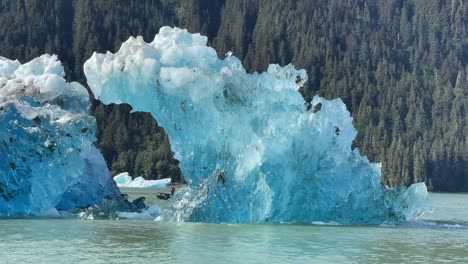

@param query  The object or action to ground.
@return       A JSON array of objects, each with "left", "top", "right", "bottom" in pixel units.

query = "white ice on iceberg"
[
  {"left": 85, "top": 27, "right": 431, "bottom": 224},
  {"left": 0, "top": 55, "right": 120, "bottom": 216}
]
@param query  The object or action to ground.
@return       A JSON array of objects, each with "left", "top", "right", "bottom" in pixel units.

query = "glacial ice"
[
  {"left": 0, "top": 55, "right": 121, "bottom": 216},
  {"left": 113, "top": 172, "right": 133, "bottom": 186},
  {"left": 113, "top": 172, "right": 171, "bottom": 188},
  {"left": 85, "top": 27, "right": 431, "bottom": 224}
]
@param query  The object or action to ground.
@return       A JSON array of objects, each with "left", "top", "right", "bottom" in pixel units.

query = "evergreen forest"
[{"left": 0, "top": 0, "right": 466, "bottom": 191}]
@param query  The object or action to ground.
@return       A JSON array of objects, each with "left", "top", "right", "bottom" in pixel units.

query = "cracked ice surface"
[
  {"left": 85, "top": 27, "right": 430, "bottom": 224},
  {"left": 0, "top": 55, "right": 120, "bottom": 216}
]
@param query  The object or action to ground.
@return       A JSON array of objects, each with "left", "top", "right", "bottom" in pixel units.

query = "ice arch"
[{"left": 85, "top": 27, "right": 430, "bottom": 224}]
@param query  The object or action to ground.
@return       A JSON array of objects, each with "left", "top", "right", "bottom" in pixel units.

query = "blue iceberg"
[
  {"left": 85, "top": 27, "right": 431, "bottom": 224},
  {"left": 0, "top": 55, "right": 120, "bottom": 216}
]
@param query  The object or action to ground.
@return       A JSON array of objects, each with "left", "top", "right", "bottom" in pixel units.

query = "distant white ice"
[
  {"left": 114, "top": 172, "right": 171, "bottom": 188},
  {"left": 85, "top": 27, "right": 431, "bottom": 224}
]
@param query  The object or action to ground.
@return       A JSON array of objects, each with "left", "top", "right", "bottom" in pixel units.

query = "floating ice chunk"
[
  {"left": 147, "top": 204, "right": 162, "bottom": 216},
  {"left": 113, "top": 172, "right": 133, "bottom": 186},
  {"left": 114, "top": 172, "right": 172, "bottom": 188},
  {"left": 0, "top": 55, "right": 121, "bottom": 216},
  {"left": 85, "top": 27, "right": 431, "bottom": 224}
]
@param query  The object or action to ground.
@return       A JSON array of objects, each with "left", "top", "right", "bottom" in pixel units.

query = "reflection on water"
[{"left": 0, "top": 193, "right": 466, "bottom": 263}]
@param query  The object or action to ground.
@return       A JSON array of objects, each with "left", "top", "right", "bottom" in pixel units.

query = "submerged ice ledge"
[
  {"left": 85, "top": 26, "right": 431, "bottom": 224},
  {"left": 113, "top": 172, "right": 171, "bottom": 188}
]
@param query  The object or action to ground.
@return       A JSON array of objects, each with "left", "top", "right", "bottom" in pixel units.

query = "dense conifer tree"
[{"left": 0, "top": 0, "right": 465, "bottom": 189}]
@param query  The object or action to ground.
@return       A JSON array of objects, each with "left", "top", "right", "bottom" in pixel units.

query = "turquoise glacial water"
[{"left": 0, "top": 192, "right": 466, "bottom": 264}]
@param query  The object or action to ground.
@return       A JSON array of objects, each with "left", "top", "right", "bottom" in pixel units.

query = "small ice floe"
[{"left": 113, "top": 172, "right": 171, "bottom": 188}]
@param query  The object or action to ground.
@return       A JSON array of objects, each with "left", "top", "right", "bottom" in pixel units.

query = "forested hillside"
[{"left": 0, "top": 0, "right": 466, "bottom": 190}]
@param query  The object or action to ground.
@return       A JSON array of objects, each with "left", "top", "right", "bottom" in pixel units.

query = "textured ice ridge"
[
  {"left": 85, "top": 27, "right": 431, "bottom": 224},
  {"left": 0, "top": 55, "right": 120, "bottom": 216}
]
